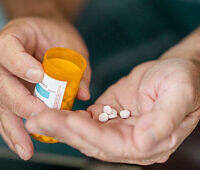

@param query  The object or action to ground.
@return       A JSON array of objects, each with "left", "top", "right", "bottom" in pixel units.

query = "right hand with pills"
[{"left": 26, "top": 29, "right": 200, "bottom": 164}]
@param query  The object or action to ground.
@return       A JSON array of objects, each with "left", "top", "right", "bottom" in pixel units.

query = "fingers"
[
  {"left": 25, "top": 108, "right": 179, "bottom": 164},
  {"left": 0, "top": 67, "right": 46, "bottom": 118},
  {"left": 134, "top": 87, "right": 194, "bottom": 152},
  {"left": 87, "top": 104, "right": 104, "bottom": 121},
  {"left": 170, "top": 110, "right": 200, "bottom": 150},
  {"left": 26, "top": 109, "right": 98, "bottom": 152},
  {"left": 26, "top": 109, "right": 125, "bottom": 160},
  {"left": 0, "top": 29, "right": 43, "bottom": 83},
  {"left": 135, "top": 110, "right": 200, "bottom": 164},
  {"left": 0, "top": 121, "right": 15, "bottom": 152},
  {"left": 0, "top": 107, "right": 33, "bottom": 160},
  {"left": 77, "top": 65, "right": 91, "bottom": 101}
]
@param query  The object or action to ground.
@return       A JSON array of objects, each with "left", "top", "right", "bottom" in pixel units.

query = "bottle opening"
[{"left": 43, "top": 48, "right": 87, "bottom": 81}]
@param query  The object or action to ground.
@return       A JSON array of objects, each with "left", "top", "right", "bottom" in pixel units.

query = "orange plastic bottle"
[{"left": 32, "top": 48, "right": 87, "bottom": 143}]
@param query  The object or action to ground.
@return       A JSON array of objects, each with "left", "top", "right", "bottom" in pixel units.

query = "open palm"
[{"left": 26, "top": 58, "right": 200, "bottom": 164}]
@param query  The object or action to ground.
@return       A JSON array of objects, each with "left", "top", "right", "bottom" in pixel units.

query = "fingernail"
[
  {"left": 26, "top": 68, "right": 43, "bottom": 82},
  {"left": 15, "top": 144, "right": 26, "bottom": 160}
]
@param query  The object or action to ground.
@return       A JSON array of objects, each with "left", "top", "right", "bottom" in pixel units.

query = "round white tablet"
[
  {"left": 111, "top": 108, "right": 117, "bottom": 115},
  {"left": 120, "top": 110, "right": 130, "bottom": 119},
  {"left": 103, "top": 105, "right": 112, "bottom": 114},
  {"left": 108, "top": 113, "right": 118, "bottom": 119},
  {"left": 99, "top": 113, "right": 109, "bottom": 122}
]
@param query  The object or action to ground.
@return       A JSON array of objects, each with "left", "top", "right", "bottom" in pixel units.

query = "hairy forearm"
[{"left": 2, "top": 0, "right": 87, "bottom": 22}]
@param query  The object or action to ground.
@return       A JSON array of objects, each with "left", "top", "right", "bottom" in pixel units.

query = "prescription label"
[{"left": 34, "top": 73, "right": 67, "bottom": 109}]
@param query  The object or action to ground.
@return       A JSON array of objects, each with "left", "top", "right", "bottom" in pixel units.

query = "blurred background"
[{"left": 0, "top": 0, "right": 200, "bottom": 169}]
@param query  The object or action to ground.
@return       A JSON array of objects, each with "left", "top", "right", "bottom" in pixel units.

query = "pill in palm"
[
  {"left": 120, "top": 110, "right": 130, "bottom": 119},
  {"left": 111, "top": 108, "right": 117, "bottom": 115},
  {"left": 108, "top": 112, "right": 118, "bottom": 119},
  {"left": 99, "top": 113, "right": 109, "bottom": 122},
  {"left": 103, "top": 105, "right": 112, "bottom": 114},
  {"left": 108, "top": 108, "right": 118, "bottom": 119}
]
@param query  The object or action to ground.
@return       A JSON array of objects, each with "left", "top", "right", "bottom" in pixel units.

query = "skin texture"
[
  {"left": 0, "top": 17, "right": 91, "bottom": 160},
  {"left": 1, "top": 0, "right": 200, "bottom": 164},
  {"left": 26, "top": 31, "right": 200, "bottom": 164}
]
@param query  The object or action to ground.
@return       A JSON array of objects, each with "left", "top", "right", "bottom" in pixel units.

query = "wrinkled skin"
[
  {"left": 26, "top": 57, "right": 200, "bottom": 165},
  {"left": 0, "top": 17, "right": 91, "bottom": 160}
]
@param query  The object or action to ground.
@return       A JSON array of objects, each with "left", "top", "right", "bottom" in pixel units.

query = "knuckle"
[
  {"left": 0, "top": 33, "right": 26, "bottom": 74},
  {"left": 12, "top": 101, "right": 27, "bottom": 117},
  {"left": 0, "top": 34, "right": 16, "bottom": 54},
  {"left": 10, "top": 52, "right": 28, "bottom": 74},
  {"left": 12, "top": 95, "right": 45, "bottom": 118},
  {"left": 30, "top": 96, "right": 46, "bottom": 113}
]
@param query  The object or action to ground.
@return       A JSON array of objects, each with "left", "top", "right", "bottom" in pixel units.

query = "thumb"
[
  {"left": 134, "top": 85, "right": 195, "bottom": 152},
  {"left": 77, "top": 65, "right": 91, "bottom": 101}
]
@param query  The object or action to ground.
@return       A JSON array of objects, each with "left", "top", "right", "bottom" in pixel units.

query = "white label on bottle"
[{"left": 34, "top": 73, "right": 67, "bottom": 109}]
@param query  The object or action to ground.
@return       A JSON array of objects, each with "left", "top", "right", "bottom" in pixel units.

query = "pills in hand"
[
  {"left": 103, "top": 105, "right": 112, "bottom": 114},
  {"left": 108, "top": 112, "right": 118, "bottom": 119},
  {"left": 108, "top": 108, "right": 118, "bottom": 119},
  {"left": 111, "top": 109, "right": 117, "bottom": 115},
  {"left": 99, "top": 113, "right": 109, "bottom": 122},
  {"left": 120, "top": 110, "right": 130, "bottom": 119},
  {"left": 98, "top": 105, "right": 131, "bottom": 122}
]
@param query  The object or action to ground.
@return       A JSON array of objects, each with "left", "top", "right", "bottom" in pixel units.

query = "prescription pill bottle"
[{"left": 32, "top": 48, "right": 87, "bottom": 143}]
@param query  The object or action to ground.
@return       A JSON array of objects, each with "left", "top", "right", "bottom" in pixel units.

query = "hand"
[
  {"left": 25, "top": 57, "right": 200, "bottom": 164},
  {"left": 0, "top": 17, "right": 91, "bottom": 160}
]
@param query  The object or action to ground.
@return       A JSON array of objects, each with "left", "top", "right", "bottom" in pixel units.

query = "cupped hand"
[
  {"left": 0, "top": 17, "right": 91, "bottom": 160},
  {"left": 26, "top": 57, "right": 200, "bottom": 164}
]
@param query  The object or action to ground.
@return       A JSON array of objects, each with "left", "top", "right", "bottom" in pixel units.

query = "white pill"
[
  {"left": 103, "top": 105, "right": 112, "bottom": 114},
  {"left": 120, "top": 110, "right": 130, "bottom": 119},
  {"left": 108, "top": 112, "right": 118, "bottom": 119},
  {"left": 111, "top": 108, "right": 117, "bottom": 115},
  {"left": 99, "top": 113, "right": 109, "bottom": 122}
]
